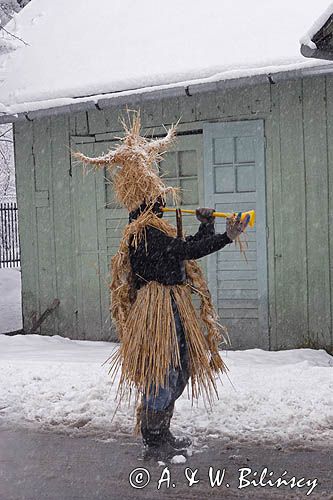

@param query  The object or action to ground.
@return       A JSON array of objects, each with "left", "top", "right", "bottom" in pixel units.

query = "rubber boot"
[
  {"left": 162, "top": 402, "right": 192, "bottom": 450},
  {"left": 141, "top": 407, "right": 187, "bottom": 460}
]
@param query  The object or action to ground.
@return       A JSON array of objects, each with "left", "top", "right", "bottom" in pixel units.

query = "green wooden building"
[{"left": 1, "top": 1, "right": 332, "bottom": 351}]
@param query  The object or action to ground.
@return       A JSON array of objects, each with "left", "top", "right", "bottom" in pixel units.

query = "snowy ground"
[
  {"left": 0, "top": 268, "right": 22, "bottom": 333},
  {"left": 0, "top": 333, "right": 332, "bottom": 448}
]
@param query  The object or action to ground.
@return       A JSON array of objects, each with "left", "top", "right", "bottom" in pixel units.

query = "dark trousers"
[{"left": 142, "top": 296, "right": 190, "bottom": 412}]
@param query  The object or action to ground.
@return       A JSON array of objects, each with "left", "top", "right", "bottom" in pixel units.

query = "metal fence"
[{"left": 0, "top": 202, "right": 20, "bottom": 268}]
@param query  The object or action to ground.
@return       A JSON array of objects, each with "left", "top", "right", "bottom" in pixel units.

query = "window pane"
[
  {"left": 213, "top": 137, "right": 234, "bottom": 164},
  {"left": 214, "top": 165, "right": 235, "bottom": 193},
  {"left": 236, "top": 136, "right": 255, "bottom": 163},
  {"left": 236, "top": 164, "right": 256, "bottom": 192},
  {"left": 179, "top": 150, "right": 197, "bottom": 177},
  {"left": 159, "top": 152, "right": 177, "bottom": 178},
  {"left": 180, "top": 178, "right": 198, "bottom": 205}
]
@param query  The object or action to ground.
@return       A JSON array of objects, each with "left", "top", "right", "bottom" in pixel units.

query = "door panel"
[{"left": 72, "top": 142, "right": 110, "bottom": 340}]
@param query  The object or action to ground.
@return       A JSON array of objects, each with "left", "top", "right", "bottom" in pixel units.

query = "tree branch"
[
  {"left": 0, "top": 25, "right": 29, "bottom": 46},
  {"left": 0, "top": 128, "right": 11, "bottom": 138},
  {"left": 0, "top": 147, "right": 8, "bottom": 162}
]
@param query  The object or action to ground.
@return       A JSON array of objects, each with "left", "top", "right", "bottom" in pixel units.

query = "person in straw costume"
[{"left": 74, "top": 112, "right": 248, "bottom": 460}]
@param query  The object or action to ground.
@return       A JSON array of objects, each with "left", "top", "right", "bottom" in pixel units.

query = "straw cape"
[{"left": 73, "top": 112, "right": 228, "bottom": 408}]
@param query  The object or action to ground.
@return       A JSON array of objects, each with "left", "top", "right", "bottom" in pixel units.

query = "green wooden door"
[
  {"left": 72, "top": 142, "right": 111, "bottom": 340},
  {"left": 204, "top": 120, "right": 268, "bottom": 349}
]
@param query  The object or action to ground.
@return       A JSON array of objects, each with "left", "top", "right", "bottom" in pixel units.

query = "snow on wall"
[{"left": 0, "top": 0, "right": 333, "bottom": 115}]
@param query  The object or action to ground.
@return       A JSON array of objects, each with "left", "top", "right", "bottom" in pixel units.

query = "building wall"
[{"left": 14, "top": 75, "right": 333, "bottom": 350}]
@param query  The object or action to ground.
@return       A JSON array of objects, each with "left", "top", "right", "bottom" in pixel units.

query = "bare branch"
[
  {"left": 0, "top": 128, "right": 11, "bottom": 138},
  {"left": 0, "top": 147, "right": 7, "bottom": 162},
  {"left": 0, "top": 25, "right": 29, "bottom": 46}
]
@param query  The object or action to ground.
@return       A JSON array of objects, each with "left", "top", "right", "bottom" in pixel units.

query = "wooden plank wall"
[
  {"left": 268, "top": 76, "right": 332, "bottom": 350},
  {"left": 14, "top": 76, "right": 333, "bottom": 350},
  {"left": 274, "top": 80, "right": 308, "bottom": 348}
]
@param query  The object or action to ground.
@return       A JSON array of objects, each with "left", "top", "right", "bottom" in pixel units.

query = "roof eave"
[
  {"left": 3, "top": 65, "right": 333, "bottom": 125},
  {"left": 301, "top": 43, "right": 333, "bottom": 61}
]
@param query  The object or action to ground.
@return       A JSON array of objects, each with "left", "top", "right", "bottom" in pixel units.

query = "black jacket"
[{"left": 129, "top": 219, "right": 232, "bottom": 289}]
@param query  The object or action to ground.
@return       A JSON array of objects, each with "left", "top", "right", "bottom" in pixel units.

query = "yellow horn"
[{"left": 161, "top": 208, "right": 256, "bottom": 228}]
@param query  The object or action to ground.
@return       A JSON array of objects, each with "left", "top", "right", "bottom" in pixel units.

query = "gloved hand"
[
  {"left": 226, "top": 212, "right": 250, "bottom": 240},
  {"left": 195, "top": 207, "right": 215, "bottom": 224}
]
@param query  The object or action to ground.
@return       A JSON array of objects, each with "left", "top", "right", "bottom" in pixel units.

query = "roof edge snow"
[
  {"left": 2, "top": 63, "right": 333, "bottom": 125},
  {"left": 300, "top": 3, "right": 333, "bottom": 60}
]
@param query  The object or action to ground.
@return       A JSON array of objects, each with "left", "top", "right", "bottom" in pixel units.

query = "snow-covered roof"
[{"left": 1, "top": 0, "right": 333, "bottom": 120}]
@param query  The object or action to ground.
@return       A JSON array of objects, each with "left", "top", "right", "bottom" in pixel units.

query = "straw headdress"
[{"left": 74, "top": 111, "right": 178, "bottom": 212}]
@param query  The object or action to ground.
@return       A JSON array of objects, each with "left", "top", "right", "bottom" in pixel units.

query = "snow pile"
[
  {"left": 170, "top": 454, "right": 187, "bottom": 464},
  {"left": 0, "top": 0, "right": 332, "bottom": 115},
  {"left": 300, "top": 2, "right": 333, "bottom": 50},
  {"left": 0, "top": 268, "right": 22, "bottom": 333},
  {"left": 0, "top": 334, "right": 332, "bottom": 447}
]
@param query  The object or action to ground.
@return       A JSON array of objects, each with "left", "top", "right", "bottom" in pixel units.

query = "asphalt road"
[{"left": 0, "top": 425, "right": 332, "bottom": 500}]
